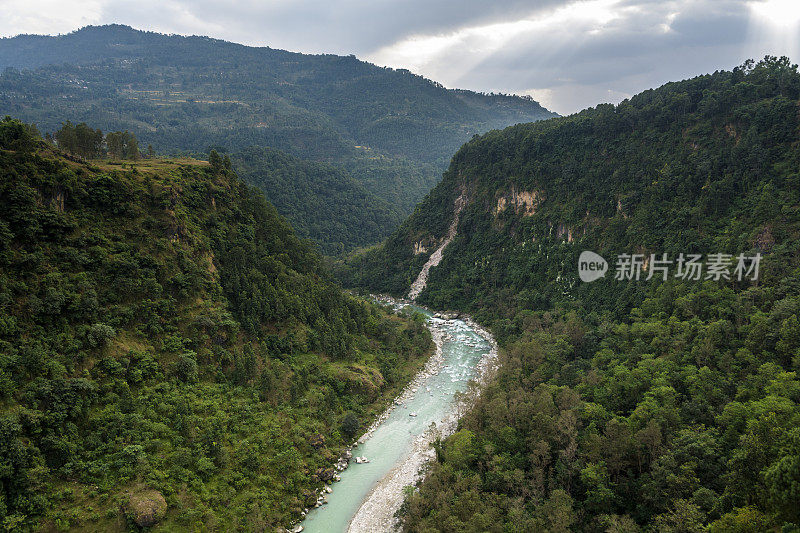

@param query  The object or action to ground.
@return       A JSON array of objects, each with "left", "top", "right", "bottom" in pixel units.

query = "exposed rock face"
[
  {"left": 555, "top": 223, "right": 575, "bottom": 243},
  {"left": 616, "top": 198, "right": 629, "bottom": 219},
  {"left": 50, "top": 188, "right": 66, "bottom": 213},
  {"left": 127, "top": 490, "right": 167, "bottom": 527},
  {"left": 755, "top": 225, "right": 775, "bottom": 251},
  {"left": 412, "top": 241, "right": 427, "bottom": 255},
  {"left": 408, "top": 191, "right": 467, "bottom": 301},
  {"left": 494, "top": 186, "right": 543, "bottom": 217}
]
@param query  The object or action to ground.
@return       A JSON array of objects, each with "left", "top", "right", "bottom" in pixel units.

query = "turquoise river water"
[{"left": 300, "top": 303, "right": 492, "bottom": 532}]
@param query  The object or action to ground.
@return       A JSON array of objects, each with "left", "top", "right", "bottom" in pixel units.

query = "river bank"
[
  {"left": 296, "top": 295, "right": 498, "bottom": 533},
  {"left": 347, "top": 303, "right": 498, "bottom": 532}
]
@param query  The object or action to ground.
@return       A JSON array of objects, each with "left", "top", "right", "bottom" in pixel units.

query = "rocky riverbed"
[
  {"left": 297, "top": 296, "right": 497, "bottom": 533},
  {"left": 347, "top": 303, "right": 498, "bottom": 532}
]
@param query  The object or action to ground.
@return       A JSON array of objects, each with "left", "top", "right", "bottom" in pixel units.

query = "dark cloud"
[
  {"left": 99, "top": 0, "right": 566, "bottom": 53},
  {"left": 362, "top": 0, "right": 790, "bottom": 112},
  {"left": 2, "top": 0, "right": 798, "bottom": 113}
]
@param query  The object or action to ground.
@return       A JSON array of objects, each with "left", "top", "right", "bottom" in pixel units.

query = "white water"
[
  {"left": 298, "top": 195, "right": 486, "bottom": 532},
  {"left": 298, "top": 300, "right": 496, "bottom": 533}
]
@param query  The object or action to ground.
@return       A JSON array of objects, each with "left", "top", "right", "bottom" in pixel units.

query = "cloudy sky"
[{"left": 1, "top": 0, "right": 799, "bottom": 114}]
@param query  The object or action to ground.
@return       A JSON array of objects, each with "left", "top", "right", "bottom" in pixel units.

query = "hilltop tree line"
[{"left": 50, "top": 120, "right": 154, "bottom": 160}]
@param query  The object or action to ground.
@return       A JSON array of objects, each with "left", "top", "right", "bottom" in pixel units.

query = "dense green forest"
[
  {"left": 0, "top": 25, "right": 555, "bottom": 255},
  {"left": 0, "top": 117, "right": 433, "bottom": 531},
  {"left": 341, "top": 58, "right": 800, "bottom": 531},
  {"left": 45, "top": 119, "right": 401, "bottom": 253},
  {"left": 230, "top": 146, "right": 403, "bottom": 255}
]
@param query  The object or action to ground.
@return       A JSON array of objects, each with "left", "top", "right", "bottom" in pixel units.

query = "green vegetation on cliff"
[
  {"left": 0, "top": 118, "right": 432, "bottom": 531},
  {"left": 343, "top": 58, "right": 800, "bottom": 531},
  {"left": 230, "top": 146, "right": 403, "bottom": 255},
  {"left": 0, "top": 25, "right": 556, "bottom": 255}
]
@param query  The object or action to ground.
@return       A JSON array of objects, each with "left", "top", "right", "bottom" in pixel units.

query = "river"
[{"left": 299, "top": 300, "right": 496, "bottom": 532}]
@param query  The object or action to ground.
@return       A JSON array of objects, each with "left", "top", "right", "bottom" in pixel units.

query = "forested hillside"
[
  {"left": 0, "top": 25, "right": 555, "bottom": 254},
  {"left": 0, "top": 24, "right": 553, "bottom": 163},
  {"left": 230, "top": 146, "right": 403, "bottom": 255},
  {"left": 0, "top": 118, "right": 433, "bottom": 531},
  {"left": 342, "top": 58, "right": 800, "bottom": 531}
]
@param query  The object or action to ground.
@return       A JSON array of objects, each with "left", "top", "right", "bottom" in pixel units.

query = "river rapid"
[{"left": 298, "top": 297, "right": 497, "bottom": 533}]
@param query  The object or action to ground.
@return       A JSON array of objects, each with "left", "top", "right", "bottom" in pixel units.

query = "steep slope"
[
  {"left": 0, "top": 118, "right": 433, "bottom": 531},
  {"left": 231, "top": 146, "right": 403, "bottom": 255},
  {"left": 343, "top": 58, "right": 800, "bottom": 530}
]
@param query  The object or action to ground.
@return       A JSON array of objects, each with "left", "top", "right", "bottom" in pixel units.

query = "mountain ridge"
[
  {"left": 0, "top": 24, "right": 556, "bottom": 254},
  {"left": 0, "top": 24, "right": 556, "bottom": 163},
  {"left": 341, "top": 57, "right": 800, "bottom": 531}
]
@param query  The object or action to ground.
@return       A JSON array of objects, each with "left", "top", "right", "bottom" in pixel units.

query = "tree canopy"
[
  {"left": 0, "top": 128, "right": 432, "bottom": 530},
  {"left": 344, "top": 58, "right": 800, "bottom": 532}
]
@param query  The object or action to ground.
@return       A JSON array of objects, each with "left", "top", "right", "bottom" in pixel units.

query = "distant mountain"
[
  {"left": 0, "top": 26, "right": 556, "bottom": 252},
  {"left": 0, "top": 25, "right": 553, "bottom": 160},
  {"left": 341, "top": 58, "right": 800, "bottom": 531}
]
